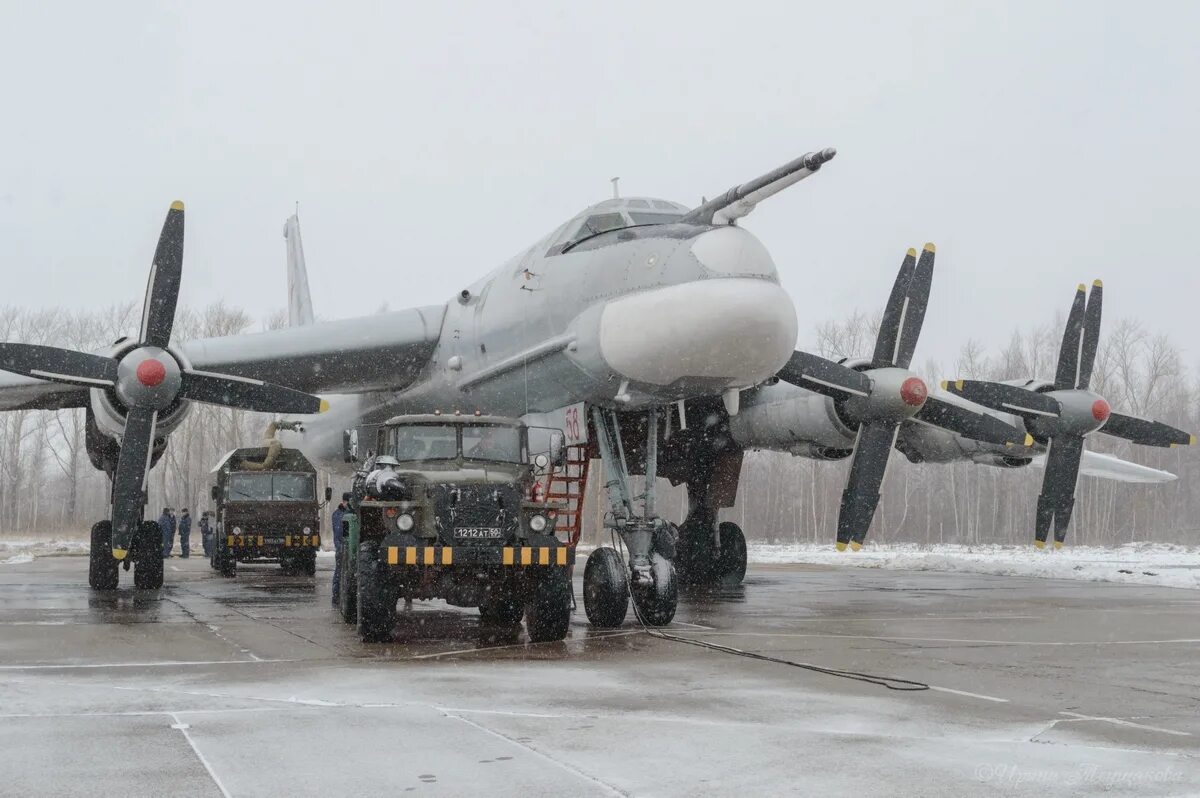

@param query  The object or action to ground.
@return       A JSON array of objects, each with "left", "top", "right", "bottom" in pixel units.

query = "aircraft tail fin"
[
  {"left": 283, "top": 213, "right": 315, "bottom": 327},
  {"left": 1031, "top": 448, "right": 1177, "bottom": 484}
]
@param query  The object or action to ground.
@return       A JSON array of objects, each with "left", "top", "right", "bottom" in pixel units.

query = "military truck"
[
  {"left": 336, "top": 413, "right": 573, "bottom": 643},
  {"left": 209, "top": 421, "right": 332, "bottom": 578}
]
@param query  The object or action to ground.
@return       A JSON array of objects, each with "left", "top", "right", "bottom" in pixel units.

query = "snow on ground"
[
  {"left": 750, "top": 542, "right": 1200, "bottom": 590},
  {"left": 0, "top": 537, "right": 89, "bottom": 564}
]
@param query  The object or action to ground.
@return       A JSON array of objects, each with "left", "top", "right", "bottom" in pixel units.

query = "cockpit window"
[
  {"left": 628, "top": 211, "right": 684, "bottom": 225},
  {"left": 577, "top": 213, "right": 626, "bottom": 238}
]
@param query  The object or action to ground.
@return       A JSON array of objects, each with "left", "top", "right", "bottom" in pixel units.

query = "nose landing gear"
[{"left": 583, "top": 406, "right": 679, "bottom": 629}]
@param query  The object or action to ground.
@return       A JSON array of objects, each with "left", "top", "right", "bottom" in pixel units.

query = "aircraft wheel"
[
  {"left": 88, "top": 521, "right": 119, "bottom": 590},
  {"left": 356, "top": 541, "right": 395, "bottom": 643},
  {"left": 479, "top": 588, "right": 524, "bottom": 627},
  {"left": 133, "top": 521, "right": 164, "bottom": 590},
  {"left": 525, "top": 568, "right": 571, "bottom": 643},
  {"left": 632, "top": 552, "right": 677, "bottom": 627},
  {"left": 582, "top": 547, "right": 629, "bottom": 628},
  {"left": 717, "top": 522, "right": 747, "bottom": 586},
  {"left": 337, "top": 543, "right": 357, "bottom": 624}
]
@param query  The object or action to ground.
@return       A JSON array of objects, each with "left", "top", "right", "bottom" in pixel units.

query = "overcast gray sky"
[{"left": 2, "top": 1, "right": 1197, "bottom": 370}]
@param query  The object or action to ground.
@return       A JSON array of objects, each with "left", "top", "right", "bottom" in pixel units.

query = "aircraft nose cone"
[
  {"left": 1092, "top": 397, "right": 1111, "bottom": 422},
  {"left": 598, "top": 278, "right": 797, "bottom": 390},
  {"left": 900, "top": 376, "right": 928, "bottom": 407},
  {"left": 136, "top": 359, "right": 166, "bottom": 387}
]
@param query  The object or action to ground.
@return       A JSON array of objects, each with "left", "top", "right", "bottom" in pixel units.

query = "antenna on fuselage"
[{"left": 611, "top": 177, "right": 620, "bottom": 199}]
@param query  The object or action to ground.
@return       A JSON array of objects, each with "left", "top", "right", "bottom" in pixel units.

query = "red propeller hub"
[
  {"left": 136, "top": 359, "right": 167, "bottom": 387},
  {"left": 900, "top": 376, "right": 928, "bottom": 408},
  {"left": 1091, "top": 398, "right": 1111, "bottom": 423}
]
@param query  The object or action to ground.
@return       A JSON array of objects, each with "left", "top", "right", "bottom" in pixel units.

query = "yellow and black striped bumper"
[
  {"left": 226, "top": 534, "right": 320, "bottom": 548},
  {"left": 385, "top": 545, "right": 573, "bottom": 568}
]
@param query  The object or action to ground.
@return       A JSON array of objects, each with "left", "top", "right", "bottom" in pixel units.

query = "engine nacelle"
[
  {"left": 730, "top": 381, "right": 855, "bottom": 454},
  {"left": 970, "top": 453, "right": 1033, "bottom": 469},
  {"left": 84, "top": 339, "right": 192, "bottom": 475}
]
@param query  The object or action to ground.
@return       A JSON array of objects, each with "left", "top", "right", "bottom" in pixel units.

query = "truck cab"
[
  {"left": 338, "top": 413, "right": 573, "bottom": 643},
  {"left": 208, "top": 444, "right": 331, "bottom": 578}
]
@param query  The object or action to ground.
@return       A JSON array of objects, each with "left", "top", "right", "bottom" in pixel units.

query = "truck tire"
[
  {"left": 479, "top": 589, "right": 524, "bottom": 627},
  {"left": 133, "top": 521, "right": 164, "bottom": 590},
  {"left": 582, "top": 547, "right": 628, "bottom": 628},
  {"left": 217, "top": 538, "right": 236, "bottom": 578},
  {"left": 300, "top": 550, "right": 317, "bottom": 577},
  {"left": 88, "top": 521, "right": 119, "bottom": 590},
  {"left": 356, "top": 541, "right": 395, "bottom": 643},
  {"left": 525, "top": 567, "right": 572, "bottom": 643}
]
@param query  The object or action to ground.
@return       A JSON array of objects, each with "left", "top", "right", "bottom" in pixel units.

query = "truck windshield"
[
  {"left": 462, "top": 425, "right": 522, "bottom": 464},
  {"left": 391, "top": 424, "right": 458, "bottom": 463},
  {"left": 229, "top": 473, "right": 315, "bottom": 501}
]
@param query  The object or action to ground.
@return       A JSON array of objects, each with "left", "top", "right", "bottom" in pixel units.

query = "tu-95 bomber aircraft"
[{"left": 0, "top": 146, "right": 1191, "bottom": 628}]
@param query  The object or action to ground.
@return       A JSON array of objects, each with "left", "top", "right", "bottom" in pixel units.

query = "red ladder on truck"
[{"left": 546, "top": 445, "right": 590, "bottom": 547}]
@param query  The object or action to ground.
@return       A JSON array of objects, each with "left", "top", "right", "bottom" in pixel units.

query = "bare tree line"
[{"left": 0, "top": 302, "right": 1195, "bottom": 546}]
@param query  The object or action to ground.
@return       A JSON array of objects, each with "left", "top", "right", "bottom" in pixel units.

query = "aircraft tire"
[
  {"left": 717, "top": 522, "right": 747, "bottom": 586},
  {"left": 356, "top": 541, "right": 395, "bottom": 643},
  {"left": 525, "top": 568, "right": 571, "bottom": 643},
  {"left": 632, "top": 552, "right": 677, "bottom": 627},
  {"left": 582, "top": 547, "right": 629, "bottom": 628},
  {"left": 133, "top": 521, "right": 164, "bottom": 590},
  {"left": 88, "top": 521, "right": 119, "bottom": 590}
]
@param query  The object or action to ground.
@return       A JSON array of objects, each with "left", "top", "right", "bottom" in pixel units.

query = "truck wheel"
[
  {"left": 300, "top": 550, "right": 317, "bottom": 577},
  {"left": 479, "top": 589, "right": 524, "bottom": 627},
  {"left": 356, "top": 541, "right": 395, "bottom": 643},
  {"left": 133, "top": 521, "right": 164, "bottom": 590},
  {"left": 88, "top": 521, "right": 119, "bottom": 590},
  {"left": 582, "top": 547, "right": 628, "bottom": 628},
  {"left": 337, "top": 544, "right": 357, "bottom": 624},
  {"left": 525, "top": 568, "right": 571, "bottom": 643},
  {"left": 632, "top": 552, "right": 677, "bottom": 627},
  {"left": 717, "top": 522, "right": 747, "bottom": 586}
]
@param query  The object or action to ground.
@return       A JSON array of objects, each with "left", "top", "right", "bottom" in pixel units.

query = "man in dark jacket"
[
  {"left": 178, "top": 509, "right": 192, "bottom": 558},
  {"left": 159, "top": 508, "right": 176, "bottom": 558},
  {"left": 199, "top": 512, "right": 213, "bottom": 557},
  {"left": 331, "top": 493, "right": 351, "bottom": 606}
]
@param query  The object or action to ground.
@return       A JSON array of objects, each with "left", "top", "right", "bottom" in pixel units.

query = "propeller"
[
  {"left": 0, "top": 203, "right": 328, "bottom": 559},
  {"left": 943, "top": 281, "right": 1195, "bottom": 548},
  {"left": 776, "top": 244, "right": 1031, "bottom": 551}
]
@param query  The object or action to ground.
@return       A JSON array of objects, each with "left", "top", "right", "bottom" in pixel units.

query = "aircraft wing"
[
  {"left": 1029, "top": 449, "right": 1177, "bottom": 484},
  {"left": 180, "top": 305, "right": 446, "bottom": 395},
  {"left": 0, "top": 372, "right": 90, "bottom": 411}
]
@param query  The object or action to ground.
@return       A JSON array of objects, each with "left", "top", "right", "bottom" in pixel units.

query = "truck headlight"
[
  {"left": 396, "top": 513, "right": 415, "bottom": 532},
  {"left": 302, "top": 526, "right": 312, "bottom": 535},
  {"left": 232, "top": 526, "right": 242, "bottom": 536},
  {"left": 529, "top": 514, "right": 548, "bottom": 533}
]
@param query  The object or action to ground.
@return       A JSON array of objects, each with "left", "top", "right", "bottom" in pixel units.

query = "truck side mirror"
[
  {"left": 325, "top": 486, "right": 334, "bottom": 502},
  {"left": 210, "top": 485, "right": 219, "bottom": 501},
  {"left": 343, "top": 429, "right": 359, "bottom": 462}
]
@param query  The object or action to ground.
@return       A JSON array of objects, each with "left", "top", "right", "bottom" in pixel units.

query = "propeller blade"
[
  {"left": 110, "top": 407, "right": 157, "bottom": 558},
  {"left": 0, "top": 343, "right": 118, "bottom": 387},
  {"left": 139, "top": 202, "right": 186, "bottom": 349},
  {"left": 1053, "top": 284, "right": 1087, "bottom": 390},
  {"left": 836, "top": 421, "right": 898, "bottom": 549},
  {"left": 941, "top": 379, "right": 1061, "bottom": 420},
  {"left": 776, "top": 350, "right": 872, "bottom": 402},
  {"left": 871, "top": 249, "right": 916, "bottom": 368},
  {"left": 892, "top": 244, "right": 935, "bottom": 369},
  {"left": 913, "top": 396, "right": 1032, "bottom": 447},
  {"left": 180, "top": 370, "right": 328, "bottom": 415},
  {"left": 1034, "top": 435, "right": 1084, "bottom": 548},
  {"left": 1076, "top": 279, "right": 1102, "bottom": 389},
  {"left": 1101, "top": 411, "right": 1195, "bottom": 448}
]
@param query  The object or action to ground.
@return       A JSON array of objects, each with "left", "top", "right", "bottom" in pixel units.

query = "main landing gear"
[
  {"left": 583, "top": 407, "right": 678, "bottom": 629},
  {"left": 88, "top": 517, "right": 164, "bottom": 590}
]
